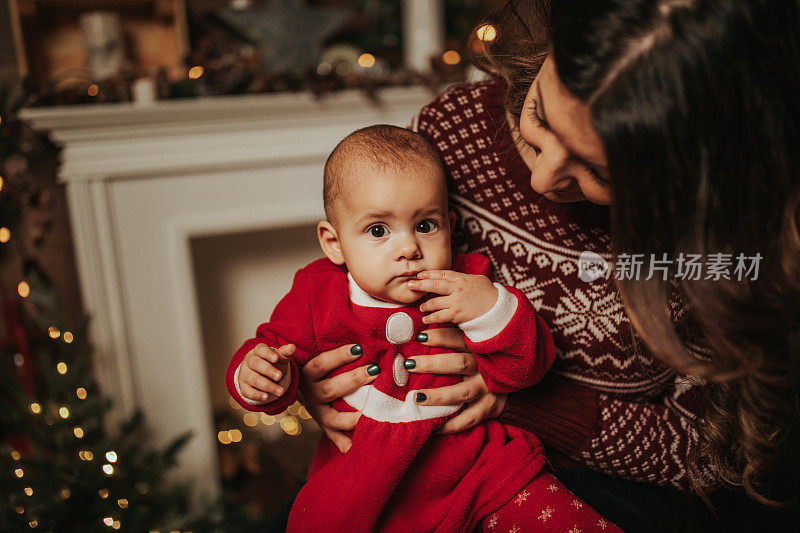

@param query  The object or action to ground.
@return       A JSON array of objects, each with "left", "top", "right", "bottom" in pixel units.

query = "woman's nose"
[{"left": 529, "top": 144, "right": 574, "bottom": 195}]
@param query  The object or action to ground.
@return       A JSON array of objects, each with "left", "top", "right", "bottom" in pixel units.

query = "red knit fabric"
[
  {"left": 227, "top": 255, "right": 555, "bottom": 532},
  {"left": 480, "top": 471, "right": 623, "bottom": 532},
  {"left": 413, "top": 79, "right": 716, "bottom": 490}
]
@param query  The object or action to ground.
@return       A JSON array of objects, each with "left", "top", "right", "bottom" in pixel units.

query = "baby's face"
[{"left": 334, "top": 161, "right": 452, "bottom": 304}]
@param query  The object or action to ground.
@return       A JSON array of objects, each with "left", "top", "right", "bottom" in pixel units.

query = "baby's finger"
[
  {"left": 247, "top": 356, "right": 284, "bottom": 381},
  {"left": 253, "top": 343, "right": 282, "bottom": 364},
  {"left": 407, "top": 278, "right": 454, "bottom": 295},
  {"left": 239, "top": 381, "right": 271, "bottom": 402},
  {"left": 417, "top": 327, "right": 469, "bottom": 351},
  {"left": 241, "top": 368, "right": 285, "bottom": 396},
  {"left": 276, "top": 344, "right": 296, "bottom": 359},
  {"left": 414, "top": 379, "right": 482, "bottom": 406},
  {"left": 417, "top": 270, "right": 458, "bottom": 281},
  {"left": 405, "top": 352, "right": 478, "bottom": 375},
  {"left": 421, "top": 308, "right": 455, "bottom": 324},
  {"left": 302, "top": 344, "right": 363, "bottom": 382},
  {"left": 418, "top": 295, "right": 451, "bottom": 313}
]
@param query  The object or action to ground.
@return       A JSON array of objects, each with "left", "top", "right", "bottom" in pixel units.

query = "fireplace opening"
[{"left": 191, "top": 223, "right": 324, "bottom": 521}]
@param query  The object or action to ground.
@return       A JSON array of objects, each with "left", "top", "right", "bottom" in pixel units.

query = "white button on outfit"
[{"left": 386, "top": 312, "right": 414, "bottom": 386}]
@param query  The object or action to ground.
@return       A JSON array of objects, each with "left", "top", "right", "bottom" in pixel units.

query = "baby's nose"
[{"left": 396, "top": 236, "right": 422, "bottom": 260}]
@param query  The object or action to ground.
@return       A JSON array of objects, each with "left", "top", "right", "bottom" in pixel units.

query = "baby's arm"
[
  {"left": 226, "top": 268, "right": 317, "bottom": 414},
  {"left": 410, "top": 270, "right": 556, "bottom": 393},
  {"left": 227, "top": 324, "right": 303, "bottom": 414}
]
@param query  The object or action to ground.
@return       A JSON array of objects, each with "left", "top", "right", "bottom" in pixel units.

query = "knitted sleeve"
[{"left": 500, "top": 359, "right": 716, "bottom": 491}]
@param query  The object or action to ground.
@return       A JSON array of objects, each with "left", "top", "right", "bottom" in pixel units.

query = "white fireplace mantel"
[{"left": 21, "top": 86, "right": 433, "bottom": 500}]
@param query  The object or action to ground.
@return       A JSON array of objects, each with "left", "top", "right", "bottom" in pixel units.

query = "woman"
[{"left": 293, "top": 0, "right": 799, "bottom": 529}]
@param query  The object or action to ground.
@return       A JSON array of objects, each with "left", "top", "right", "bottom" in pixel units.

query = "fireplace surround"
[{"left": 22, "top": 86, "right": 432, "bottom": 499}]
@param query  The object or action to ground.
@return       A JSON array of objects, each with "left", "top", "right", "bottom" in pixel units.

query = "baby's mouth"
[{"left": 394, "top": 271, "right": 421, "bottom": 280}]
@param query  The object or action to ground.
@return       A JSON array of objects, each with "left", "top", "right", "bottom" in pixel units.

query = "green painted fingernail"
[
  {"left": 415, "top": 392, "right": 426, "bottom": 403},
  {"left": 350, "top": 344, "right": 363, "bottom": 355},
  {"left": 404, "top": 359, "right": 417, "bottom": 369},
  {"left": 367, "top": 364, "right": 380, "bottom": 376},
  {"left": 416, "top": 332, "right": 428, "bottom": 342}
]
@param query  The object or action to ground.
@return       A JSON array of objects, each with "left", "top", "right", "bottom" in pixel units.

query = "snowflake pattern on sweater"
[{"left": 413, "top": 79, "right": 716, "bottom": 490}]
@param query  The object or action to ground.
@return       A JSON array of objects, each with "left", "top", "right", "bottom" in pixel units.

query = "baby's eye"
[
  {"left": 369, "top": 224, "right": 388, "bottom": 238},
  {"left": 416, "top": 220, "right": 438, "bottom": 234}
]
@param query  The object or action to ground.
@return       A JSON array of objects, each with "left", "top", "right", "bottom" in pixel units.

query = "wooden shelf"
[{"left": 9, "top": 0, "right": 188, "bottom": 84}]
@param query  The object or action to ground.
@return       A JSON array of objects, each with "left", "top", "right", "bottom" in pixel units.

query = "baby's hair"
[{"left": 323, "top": 124, "right": 446, "bottom": 222}]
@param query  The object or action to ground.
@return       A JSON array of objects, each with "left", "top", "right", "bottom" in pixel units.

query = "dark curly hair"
[{"left": 476, "top": 0, "right": 800, "bottom": 505}]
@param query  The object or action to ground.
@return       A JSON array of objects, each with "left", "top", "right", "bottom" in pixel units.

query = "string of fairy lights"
[
  {"left": 220, "top": 397, "right": 313, "bottom": 445},
  {"left": 65, "top": 22, "right": 499, "bottom": 102},
  {"left": 4, "top": 236, "right": 165, "bottom": 531},
  {"left": 2, "top": 25, "right": 498, "bottom": 521},
  {"left": 7, "top": 330, "right": 127, "bottom": 530}
]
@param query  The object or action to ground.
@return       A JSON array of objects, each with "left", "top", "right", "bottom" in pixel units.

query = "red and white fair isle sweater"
[{"left": 413, "top": 79, "right": 716, "bottom": 490}]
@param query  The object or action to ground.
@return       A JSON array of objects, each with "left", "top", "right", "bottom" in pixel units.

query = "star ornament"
[{"left": 216, "top": 0, "right": 352, "bottom": 72}]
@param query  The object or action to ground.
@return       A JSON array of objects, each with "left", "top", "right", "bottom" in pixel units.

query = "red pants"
[{"left": 480, "top": 471, "right": 622, "bottom": 532}]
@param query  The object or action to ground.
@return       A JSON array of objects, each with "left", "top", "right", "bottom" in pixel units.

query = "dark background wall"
[{"left": 0, "top": 1, "right": 20, "bottom": 84}]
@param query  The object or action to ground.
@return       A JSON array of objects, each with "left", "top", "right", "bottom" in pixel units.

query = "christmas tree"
[{"left": 0, "top": 84, "right": 261, "bottom": 531}]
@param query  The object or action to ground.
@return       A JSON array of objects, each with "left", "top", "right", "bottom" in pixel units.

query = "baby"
[{"left": 226, "top": 125, "right": 619, "bottom": 532}]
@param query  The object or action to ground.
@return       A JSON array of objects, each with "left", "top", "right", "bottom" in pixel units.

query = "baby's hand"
[
  {"left": 238, "top": 343, "right": 295, "bottom": 402},
  {"left": 409, "top": 270, "right": 498, "bottom": 324}
]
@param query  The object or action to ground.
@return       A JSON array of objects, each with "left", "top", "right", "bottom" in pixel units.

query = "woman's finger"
[
  {"left": 438, "top": 407, "right": 482, "bottom": 434},
  {"left": 419, "top": 295, "right": 451, "bottom": 313},
  {"left": 417, "top": 327, "right": 468, "bottom": 351},
  {"left": 302, "top": 343, "right": 362, "bottom": 382},
  {"left": 307, "top": 365, "right": 377, "bottom": 403},
  {"left": 407, "top": 278, "right": 454, "bottom": 295},
  {"left": 414, "top": 378, "right": 482, "bottom": 406},
  {"left": 417, "top": 270, "right": 457, "bottom": 281},
  {"left": 314, "top": 403, "right": 361, "bottom": 431},
  {"left": 437, "top": 392, "right": 507, "bottom": 434},
  {"left": 322, "top": 426, "right": 353, "bottom": 454},
  {"left": 303, "top": 402, "right": 358, "bottom": 453},
  {"left": 406, "top": 351, "right": 478, "bottom": 375}
]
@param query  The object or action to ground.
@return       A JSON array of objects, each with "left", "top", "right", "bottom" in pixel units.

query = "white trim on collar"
[{"left": 348, "top": 272, "right": 404, "bottom": 308}]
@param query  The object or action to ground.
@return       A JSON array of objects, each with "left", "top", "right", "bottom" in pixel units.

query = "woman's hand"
[
  {"left": 299, "top": 343, "right": 378, "bottom": 453},
  {"left": 406, "top": 328, "right": 507, "bottom": 433}
]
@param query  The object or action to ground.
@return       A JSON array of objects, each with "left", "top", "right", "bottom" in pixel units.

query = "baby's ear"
[{"left": 317, "top": 221, "right": 345, "bottom": 265}]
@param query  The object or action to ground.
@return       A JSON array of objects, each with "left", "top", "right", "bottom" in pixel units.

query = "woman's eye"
[
  {"left": 529, "top": 99, "right": 549, "bottom": 129},
  {"left": 369, "top": 225, "right": 387, "bottom": 238},
  {"left": 416, "top": 220, "right": 437, "bottom": 233},
  {"left": 587, "top": 166, "right": 610, "bottom": 187}
]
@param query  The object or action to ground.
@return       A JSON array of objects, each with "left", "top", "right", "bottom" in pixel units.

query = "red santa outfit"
[{"left": 227, "top": 253, "right": 560, "bottom": 532}]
